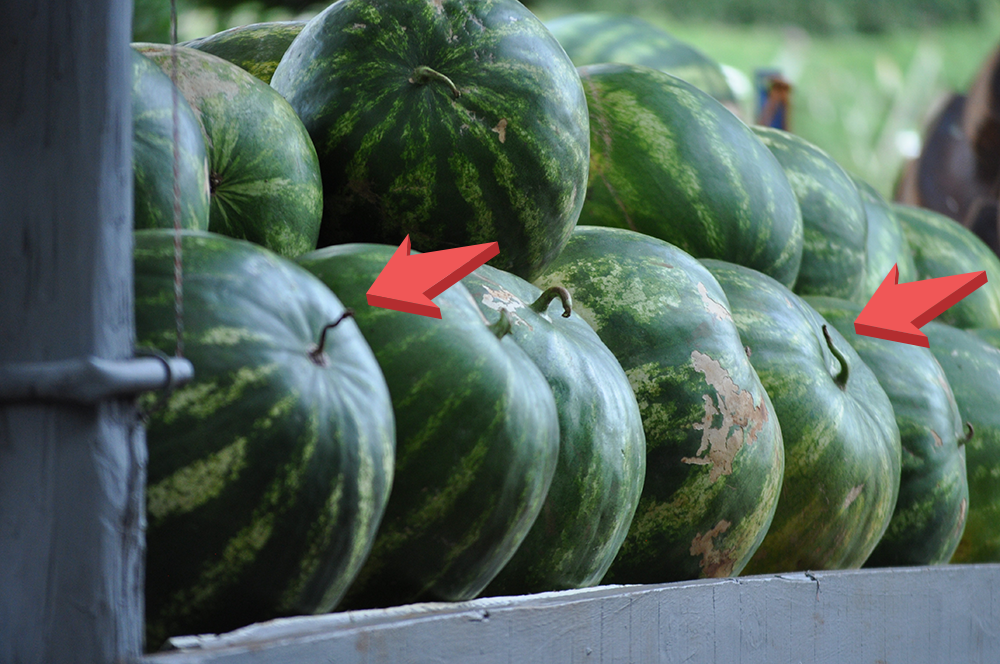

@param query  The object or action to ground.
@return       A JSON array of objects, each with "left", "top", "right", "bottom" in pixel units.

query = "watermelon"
[
  {"left": 544, "top": 12, "right": 738, "bottom": 110},
  {"left": 806, "top": 296, "right": 968, "bottom": 567},
  {"left": 925, "top": 321, "right": 1000, "bottom": 563},
  {"left": 534, "top": 227, "right": 784, "bottom": 583},
  {"left": 181, "top": 21, "right": 306, "bottom": 85},
  {"left": 576, "top": 63, "right": 803, "bottom": 288},
  {"left": 893, "top": 203, "right": 1000, "bottom": 329},
  {"left": 751, "top": 126, "right": 868, "bottom": 302},
  {"left": 460, "top": 265, "right": 646, "bottom": 595},
  {"left": 702, "top": 260, "right": 901, "bottom": 573},
  {"left": 297, "top": 243, "right": 560, "bottom": 609},
  {"left": 135, "top": 231, "right": 394, "bottom": 648},
  {"left": 271, "top": 0, "right": 590, "bottom": 281},
  {"left": 853, "top": 175, "right": 917, "bottom": 301},
  {"left": 131, "top": 49, "right": 210, "bottom": 231},
  {"left": 133, "top": 44, "right": 322, "bottom": 258}
]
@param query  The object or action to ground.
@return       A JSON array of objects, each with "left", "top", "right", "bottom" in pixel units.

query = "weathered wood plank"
[
  {"left": 0, "top": 0, "right": 142, "bottom": 661},
  {"left": 143, "top": 565, "right": 1000, "bottom": 664}
]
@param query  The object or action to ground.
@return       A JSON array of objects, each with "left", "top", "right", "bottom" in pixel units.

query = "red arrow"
[
  {"left": 366, "top": 235, "right": 500, "bottom": 318},
  {"left": 854, "top": 264, "right": 988, "bottom": 346}
]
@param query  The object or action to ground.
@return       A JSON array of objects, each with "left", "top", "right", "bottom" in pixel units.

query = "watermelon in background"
[
  {"left": 131, "top": 49, "right": 210, "bottom": 232},
  {"left": 577, "top": 64, "right": 803, "bottom": 289},
  {"left": 298, "top": 244, "right": 560, "bottom": 610},
  {"left": 545, "top": 12, "right": 738, "bottom": 112},
  {"left": 134, "top": 44, "right": 322, "bottom": 258},
  {"left": 135, "top": 231, "right": 394, "bottom": 649},
  {"left": 807, "top": 296, "right": 968, "bottom": 568},
  {"left": 535, "top": 227, "right": 784, "bottom": 584},
  {"left": 894, "top": 203, "right": 1000, "bottom": 329},
  {"left": 752, "top": 126, "right": 869, "bottom": 303},
  {"left": 462, "top": 265, "right": 646, "bottom": 596},
  {"left": 703, "top": 260, "right": 900, "bottom": 574},
  {"left": 853, "top": 175, "right": 917, "bottom": 302},
  {"left": 271, "top": 0, "right": 590, "bottom": 281},
  {"left": 926, "top": 321, "right": 1000, "bottom": 563},
  {"left": 181, "top": 21, "right": 306, "bottom": 85}
]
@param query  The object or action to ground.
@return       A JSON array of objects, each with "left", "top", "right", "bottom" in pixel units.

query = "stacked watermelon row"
[{"left": 129, "top": 0, "right": 1000, "bottom": 652}]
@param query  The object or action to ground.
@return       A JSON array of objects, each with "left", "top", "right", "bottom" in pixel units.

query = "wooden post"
[{"left": 0, "top": 0, "right": 144, "bottom": 661}]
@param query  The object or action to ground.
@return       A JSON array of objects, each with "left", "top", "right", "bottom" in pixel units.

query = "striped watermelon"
[
  {"left": 893, "top": 203, "right": 1000, "bottom": 329},
  {"left": 925, "top": 321, "right": 1000, "bottom": 563},
  {"left": 297, "top": 243, "right": 560, "bottom": 609},
  {"left": 545, "top": 12, "right": 738, "bottom": 110},
  {"left": 751, "top": 126, "right": 868, "bottom": 302},
  {"left": 461, "top": 265, "right": 646, "bottom": 595},
  {"left": 135, "top": 231, "right": 394, "bottom": 648},
  {"left": 577, "top": 63, "right": 803, "bottom": 288},
  {"left": 535, "top": 227, "right": 784, "bottom": 583},
  {"left": 703, "top": 260, "right": 901, "bottom": 573},
  {"left": 806, "top": 296, "right": 968, "bottom": 567},
  {"left": 134, "top": 44, "right": 322, "bottom": 258},
  {"left": 270, "top": 0, "right": 590, "bottom": 280},
  {"left": 131, "top": 48, "right": 210, "bottom": 231},
  {"left": 853, "top": 175, "right": 917, "bottom": 301},
  {"left": 181, "top": 21, "right": 306, "bottom": 85}
]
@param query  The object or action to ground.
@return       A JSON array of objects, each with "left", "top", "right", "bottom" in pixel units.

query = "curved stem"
[
  {"left": 308, "top": 309, "right": 355, "bottom": 366},
  {"left": 489, "top": 309, "right": 514, "bottom": 340},
  {"left": 410, "top": 65, "right": 461, "bottom": 98},
  {"left": 961, "top": 421, "right": 975, "bottom": 446},
  {"left": 822, "top": 324, "right": 849, "bottom": 390},
  {"left": 530, "top": 286, "right": 572, "bottom": 318}
]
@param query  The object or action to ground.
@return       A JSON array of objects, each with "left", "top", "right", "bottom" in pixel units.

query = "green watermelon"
[
  {"left": 806, "top": 296, "right": 968, "bottom": 567},
  {"left": 271, "top": 0, "right": 590, "bottom": 281},
  {"left": 703, "top": 260, "right": 901, "bottom": 573},
  {"left": 534, "top": 227, "right": 784, "bottom": 583},
  {"left": 133, "top": 43, "right": 322, "bottom": 258},
  {"left": 544, "top": 12, "right": 737, "bottom": 109},
  {"left": 853, "top": 175, "right": 917, "bottom": 301},
  {"left": 135, "top": 231, "right": 394, "bottom": 648},
  {"left": 460, "top": 265, "right": 646, "bottom": 595},
  {"left": 181, "top": 21, "right": 306, "bottom": 85},
  {"left": 131, "top": 49, "right": 210, "bottom": 231},
  {"left": 925, "top": 321, "right": 1000, "bottom": 563},
  {"left": 577, "top": 63, "right": 803, "bottom": 288},
  {"left": 751, "top": 126, "right": 868, "bottom": 302},
  {"left": 297, "top": 244, "right": 560, "bottom": 609},
  {"left": 893, "top": 203, "right": 1000, "bottom": 329}
]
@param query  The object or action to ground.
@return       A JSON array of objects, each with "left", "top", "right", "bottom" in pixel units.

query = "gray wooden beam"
[
  {"left": 144, "top": 564, "right": 1000, "bottom": 664},
  {"left": 0, "top": 0, "right": 142, "bottom": 661}
]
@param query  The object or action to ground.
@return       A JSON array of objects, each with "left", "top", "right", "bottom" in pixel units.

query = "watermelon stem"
[
  {"left": 961, "top": 422, "right": 975, "bottom": 445},
  {"left": 822, "top": 324, "right": 849, "bottom": 390},
  {"left": 410, "top": 66, "right": 461, "bottom": 98},
  {"left": 489, "top": 309, "right": 514, "bottom": 340},
  {"left": 309, "top": 309, "right": 355, "bottom": 366},
  {"left": 531, "top": 287, "right": 572, "bottom": 318}
]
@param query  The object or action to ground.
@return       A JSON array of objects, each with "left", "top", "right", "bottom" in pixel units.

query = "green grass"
[{"left": 535, "top": 3, "right": 1000, "bottom": 199}]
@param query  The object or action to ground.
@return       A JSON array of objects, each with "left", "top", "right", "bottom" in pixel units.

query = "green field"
[{"left": 156, "top": 1, "right": 1000, "bottom": 199}]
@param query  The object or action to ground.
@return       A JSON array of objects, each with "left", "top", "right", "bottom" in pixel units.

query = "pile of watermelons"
[{"left": 130, "top": 0, "right": 1000, "bottom": 650}]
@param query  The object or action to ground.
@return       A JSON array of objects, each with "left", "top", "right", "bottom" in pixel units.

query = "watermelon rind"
[
  {"left": 298, "top": 243, "right": 560, "bottom": 609},
  {"left": 131, "top": 49, "right": 210, "bottom": 232},
  {"left": 535, "top": 226, "right": 785, "bottom": 584},
  {"left": 462, "top": 264, "right": 646, "bottom": 595},
  {"left": 926, "top": 321, "right": 1000, "bottom": 563},
  {"left": 271, "top": 0, "right": 590, "bottom": 281},
  {"left": 136, "top": 230, "right": 394, "bottom": 647},
  {"left": 703, "top": 259, "right": 901, "bottom": 573},
  {"left": 577, "top": 63, "right": 803, "bottom": 288},
  {"left": 181, "top": 21, "right": 307, "bottom": 85},
  {"left": 807, "top": 296, "right": 968, "bottom": 567},
  {"left": 852, "top": 175, "right": 917, "bottom": 301}
]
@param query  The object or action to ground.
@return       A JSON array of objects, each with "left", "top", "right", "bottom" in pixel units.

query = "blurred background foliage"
[{"left": 133, "top": 0, "right": 1000, "bottom": 198}]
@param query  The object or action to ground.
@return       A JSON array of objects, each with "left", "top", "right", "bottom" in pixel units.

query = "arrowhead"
[
  {"left": 366, "top": 235, "right": 500, "bottom": 318},
  {"left": 855, "top": 264, "right": 988, "bottom": 347}
]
